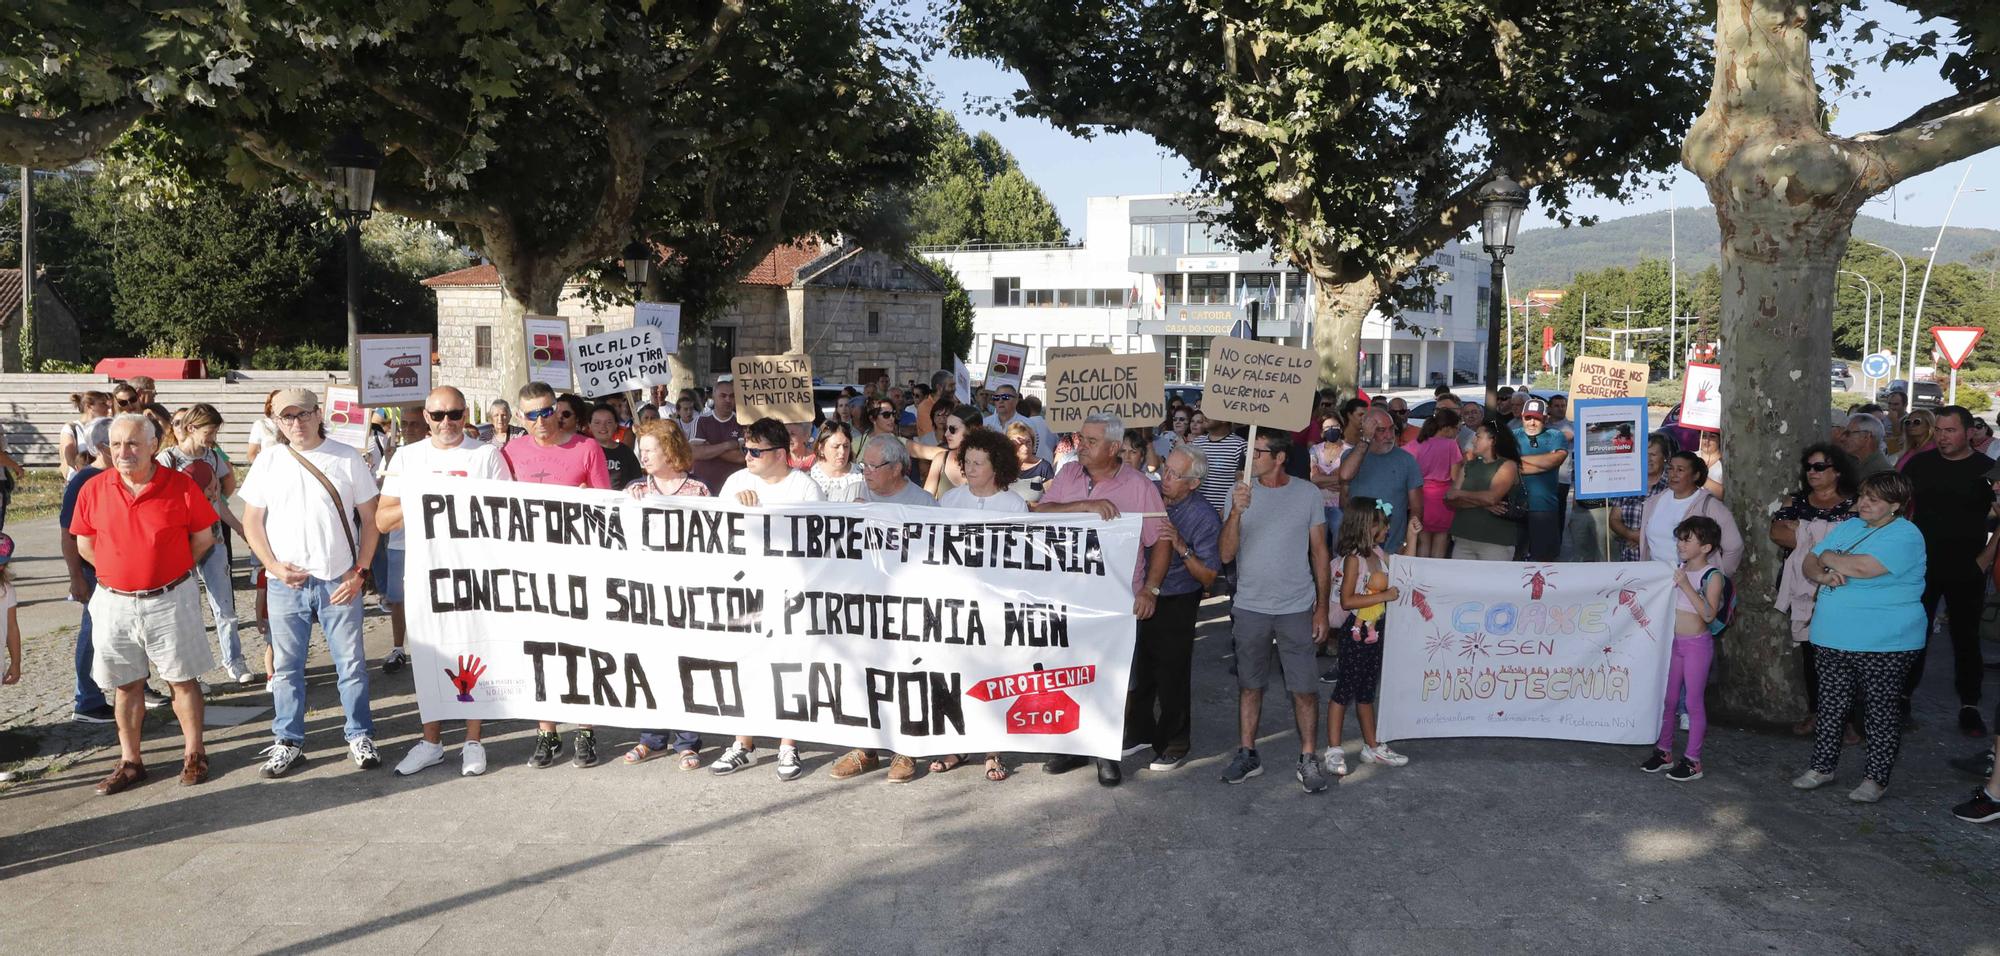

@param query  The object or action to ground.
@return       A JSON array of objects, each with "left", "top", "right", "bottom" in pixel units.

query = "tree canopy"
[{"left": 908, "top": 111, "right": 1066, "bottom": 247}]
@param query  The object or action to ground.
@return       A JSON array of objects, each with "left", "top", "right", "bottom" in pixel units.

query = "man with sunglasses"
[
  {"left": 983, "top": 384, "right": 1057, "bottom": 464},
  {"left": 505, "top": 381, "right": 612, "bottom": 768},
  {"left": 377, "top": 387, "right": 513, "bottom": 777}
]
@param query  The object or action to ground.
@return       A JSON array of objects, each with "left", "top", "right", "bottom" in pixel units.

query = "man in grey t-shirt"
[
  {"left": 1338, "top": 408, "right": 1424, "bottom": 552},
  {"left": 857, "top": 435, "right": 937, "bottom": 506},
  {"left": 1218, "top": 430, "right": 1331, "bottom": 792}
]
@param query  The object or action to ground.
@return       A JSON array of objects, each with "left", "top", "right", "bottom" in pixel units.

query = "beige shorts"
[{"left": 90, "top": 578, "right": 214, "bottom": 689}]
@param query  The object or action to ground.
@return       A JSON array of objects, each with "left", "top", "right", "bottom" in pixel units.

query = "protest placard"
[
  {"left": 1680, "top": 362, "right": 1722, "bottom": 431},
  {"left": 355, "top": 334, "right": 433, "bottom": 406},
  {"left": 574, "top": 326, "right": 672, "bottom": 398},
  {"left": 324, "top": 385, "right": 368, "bottom": 449},
  {"left": 1572, "top": 398, "right": 1650, "bottom": 501},
  {"left": 1045, "top": 345, "right": 1112, "bottom": 363},
  {"left": 523, "top": 316, "right": 573, "bottom": 390},
  {"left": 1202, "top": 337, "right": 1316, "bottom": 431},
  {"left": 1568, "top": 356, "right": 1650, "bottom": 399},
  {"left": 402, "top": 478, "right": 1143, "bottom": 758},
  {"left": 1376, "top": 557, "right": 1674, "bottom": 745},
  {"left": 732, "top": 353, "right": 816, "bottom": 424},
  {"left": 1044, "top": 353, "right": 1167, "bottom": 430},
  {"left": 986, "top": 340, "right": 1028, "bottom": 391},
  {"left": 634, "top": 302, "right": 682, "bottom": 354}
]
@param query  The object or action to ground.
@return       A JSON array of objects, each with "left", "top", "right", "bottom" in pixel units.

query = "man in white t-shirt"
[
  {"left": 377, "top": 387, "right": 513, "bottom": 778},
  {"left": 240, "top": 387, "right": 382, "bottom": 779},
  {"left": 982, "top": 384, "right": 1059, "bottom": 466},
  {"left": 712, "top": 417, "right": 823, "bottom": 781}
]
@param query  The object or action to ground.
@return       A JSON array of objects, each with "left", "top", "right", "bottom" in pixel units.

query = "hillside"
[{"left": 1507, "top": 206, "right": 2000, "bottom": 289}]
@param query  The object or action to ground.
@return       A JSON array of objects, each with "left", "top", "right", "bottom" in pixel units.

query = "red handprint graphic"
[{"left": 447, "top": 655, "right": 486, "bottom": 702}]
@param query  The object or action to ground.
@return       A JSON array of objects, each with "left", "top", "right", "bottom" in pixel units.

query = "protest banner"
[
  {"left": 1044, "top": 353, "right": 1166, "bottom": 431},
  {"left": 523, "top": 316, "right": 573, "bottom": 390},
  {"left": 1375, "top": 557, "right": 1675, "bottom": 745},
  {"left": 1572, "top": 398, "right": 1650, "bottom": 501},
  {"left": 1568, "top": 356, "right": 1650, "bottom": 400},
  {"left": 355, "top": 334, "right": 433, "bottom": 407},
  {"left": 986, "top": 340, "right": 1028, "bottom": 391},
  {"left": 1202, "top": 337, "right": 1316, "bottom": 431},
  {"left": 574, "top": 326, "right": 672, "bottom": 398},
  {"left": 1046, "top": 345, "right": 1112, "bottom": 363},
  {"left": 954, "top": 356, "right": 973, "bottom": 402},
  {"left": 733, "top": 353, "right": 816, "bottom": 423},
  {"left": 324, "top": 385, "right": 368, "bottom": 449},
  {"left": 634, "top": 302, "right": 682, "bottom": 354},
  {"left": 402, "top": 478, "right": 1143, "bottom": 758},
  {"left": 1680, "top": 363, "right": 1722, "bottom": 431}
]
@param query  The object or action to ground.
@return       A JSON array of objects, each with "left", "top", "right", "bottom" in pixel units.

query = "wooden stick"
[{"left": 1242, "top": 424, "right": 1258, "bottom": 484}]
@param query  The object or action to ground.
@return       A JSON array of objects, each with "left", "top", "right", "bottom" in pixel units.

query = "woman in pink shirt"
[{"left": 1411, "top": 407, "right": 1463, "bottom": 557}]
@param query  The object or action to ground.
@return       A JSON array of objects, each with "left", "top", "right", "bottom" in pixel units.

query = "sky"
[{"left": 927, "top": 2, "right": 1999, "bottom": 245}]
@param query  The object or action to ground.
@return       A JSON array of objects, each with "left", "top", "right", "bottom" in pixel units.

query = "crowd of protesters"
[{"left": 10, "top": 368, "right": 1998, "bottom": 827}]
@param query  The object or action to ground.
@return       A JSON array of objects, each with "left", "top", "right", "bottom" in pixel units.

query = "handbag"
[{"left": 284, "top": 445, "right": 359, "bottom": 565}]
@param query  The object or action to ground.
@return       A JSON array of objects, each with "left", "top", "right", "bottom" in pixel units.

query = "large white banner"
[
  {"left": 1377, "top": 557, "right": 1675, "bottom": 744},
  {"left": 402, "top": 478, "right": 1142, "bottom": 758}
]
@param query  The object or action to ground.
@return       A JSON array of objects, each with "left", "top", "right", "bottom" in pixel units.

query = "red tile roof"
[
  {"left": 420, "top": 263, "right": 501, "bottom": 288},
  {"left": 420, "top": 240, "right": 826, "bottom": 290}
]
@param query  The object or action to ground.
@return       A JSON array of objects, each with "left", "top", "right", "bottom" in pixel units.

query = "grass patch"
[{"left": 7, "top": 468, "right": 65, "bottom": 522}]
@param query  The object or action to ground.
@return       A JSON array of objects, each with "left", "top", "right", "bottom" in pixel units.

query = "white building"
[{"left": 926, "top": 194, "right": 1492, "bottom": 390}]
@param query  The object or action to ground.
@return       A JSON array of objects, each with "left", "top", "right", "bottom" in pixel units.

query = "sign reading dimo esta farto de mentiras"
[{"left": 400, "top": 478, "right": 1144, "bottom": 758}]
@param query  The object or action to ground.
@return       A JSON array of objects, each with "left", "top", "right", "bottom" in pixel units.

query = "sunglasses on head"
[
  {"left": 1804, "top": 460, "right": 1835, "bottom": 472},
  {"left": 523, "top": 406, "right": 557, "bottom": 422},
  {"left": 427, "top": 408, "right": 467, "bottom": 422}
]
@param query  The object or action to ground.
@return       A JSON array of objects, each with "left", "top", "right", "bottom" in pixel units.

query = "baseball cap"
[
  {"left": 274, "top": 387, "right": 319, "bottom": 413},
  {"left": 1521, "top": 398, "right": 1549, "bottom": 420}
]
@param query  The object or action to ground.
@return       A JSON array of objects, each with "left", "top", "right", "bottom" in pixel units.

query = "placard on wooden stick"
[
  {"left": 732, "top": 353, "right": 816, "bottom": 424},
  {"left": 1045, "top": 353, "right": 1166, "bottom": 431},
  {"left": 1202, "top": 337, "right": 1317, "bottom": 431},
  {"left": 1568, "top": 356, "right": 1650, "bottom": 399}
]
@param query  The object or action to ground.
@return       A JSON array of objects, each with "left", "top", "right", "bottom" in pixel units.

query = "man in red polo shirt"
[{"left": 70, "top": 413, "right": 220, "bottom": 795}]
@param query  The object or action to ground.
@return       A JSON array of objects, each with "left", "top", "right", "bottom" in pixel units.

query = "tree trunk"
[{"left": 1309, "top": 273, "right": 1383, "bottom": 394}]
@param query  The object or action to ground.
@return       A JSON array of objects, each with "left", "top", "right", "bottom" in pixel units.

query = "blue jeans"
[
  {"left": 267, "top": 575, "right": 372, "bottom": 743},
  {"left": 193, "top": 536, "right": 244, "bottom": 670},
  {"left": 638, "top": 730, "right": 703, "bottom": 753},
  {"left": 73, "top": 565, "right": 106, "bottom": 713}
]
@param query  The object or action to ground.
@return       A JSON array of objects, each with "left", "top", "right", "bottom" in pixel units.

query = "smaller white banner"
[
  {"left": 634, "top": 302, "right": 682, "bottom": 355},
  {"left": 574, "top": 326, "right": 672, "bottom": 398},
  {"left": 1680, "top": 363, "right": 1722, "bottom": 432}
]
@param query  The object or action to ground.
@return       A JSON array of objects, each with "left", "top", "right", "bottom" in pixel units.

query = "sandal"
[
  {"left": 622, "top": 744, "right": 658, "bottom": 765},
  {"left": 928, "top": 754, "right": 966, "bottom": 773},
  {"left": 676, "top": 749, "right": 703, "bottom": 771},
  {"left": 984, "top": 756, "right": 1010, "bottom": 782}
]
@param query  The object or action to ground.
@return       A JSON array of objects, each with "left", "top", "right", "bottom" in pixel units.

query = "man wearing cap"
[
  {"left": 239, "top": 387, "right": 383, "bottom": 778},
  {"left": 69, "top": 413, "right": 219, "bottom": 793},
  {"left": 1512, "top": 397, "right": 1569, "bottom": 561},
  {"left": 59, "top": 416, "right": 117, "bottom": 723}
]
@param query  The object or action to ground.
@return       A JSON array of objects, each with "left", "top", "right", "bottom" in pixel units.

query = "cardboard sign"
[
  {"left": 1046, "top": 345, "right": 1113, "bottom": 363},
  {"left": 1572, "top": 398, "right": 1650, "bottom": 500},
  {"left": 634, "top": 302, "right": 682, "bottom": 355},
  {"left": 573, "top": 326, "right": 672, "bottom": 398},
  {"left": 733, "top": 353, "right": 816, "bottom": 424},
  {"left": 1568, "top": 356, "right": 1650, "bottom": 399},
  {"left": 1680, "top": 363, "right": 1722, "bottom": 432},
  {"left": 1202, "top": 337, "right": 1316, "bottom": 431},
  {"left": 1044, "top": 354, "right": 1167, "bottom": 431},
  {"left": 324, "top": 385, "right": 369, "bottom": 450},
  {"left": 355, "top": 334, "right": 433, "bottom": 407},
  {"left": 986, "top": 340, "right": 1028, "bottom": 391},
  {"left": 523, "top": 315, "right": 573, "bottom": 390}
]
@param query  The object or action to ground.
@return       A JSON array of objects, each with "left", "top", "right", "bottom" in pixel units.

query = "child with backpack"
[
  {"left": 1325, "top": 497, "right": 1415, "bottom": 777},
  {"left": 1645, "top": 515, "right": 1731, "bottom": 782}
]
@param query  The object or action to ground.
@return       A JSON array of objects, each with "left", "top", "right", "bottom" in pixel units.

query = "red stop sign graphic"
[{"left": 1006, "top": 690, "right": 1080, "bottom": 734}]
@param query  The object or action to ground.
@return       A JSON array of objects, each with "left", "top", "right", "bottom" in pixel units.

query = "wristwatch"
[
  {"left": 1147, "top": 585, "right": 1162, "bottom": 596},
  {"left": 1178, "top": 547, "right": 1192, "bottom": 560}
]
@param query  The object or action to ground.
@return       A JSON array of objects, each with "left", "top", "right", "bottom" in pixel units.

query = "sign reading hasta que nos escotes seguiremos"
[{"left": 399, "top": 477, "right": 1146, "bottom": 758}]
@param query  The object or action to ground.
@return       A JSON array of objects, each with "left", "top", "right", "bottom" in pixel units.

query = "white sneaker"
[
  {"left": 1361, "top": 744, "right": 1409, "bottom": 767},
  {"left": 349, "top": 736, "right": 382, "bottom": 770},
  {"left": 394, "top": 740, "right": 446, "bottom": 776},
  {"left": 1848, "top": 778, "right": 1886, "bottom": 803},
  {"left": 776, "top": 745, "right": 803, "bottom": 781},
  {"left": 1323, "top": 747, "right": 1350, "bottom": 777},
  {"left": 1678, "top": 712, "right": 1690, "bottom": 731},
  {"left": 460, "top": 741, "right": 488, "bottom": 777},
  {"left": 709, "top": 743, "right": 754, "bottom": 775},
  {"left": 1792, "top": 768, "right": 1838, "bottom": 790},
  {"left": 225, "top": 663, "right": 257, "bottom": 685}
]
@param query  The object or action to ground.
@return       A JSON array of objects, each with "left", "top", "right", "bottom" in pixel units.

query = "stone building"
[
  {"left": 422, "top": 241, "right": 947, "bottom": 408},
  {"left": 0, "top": 268, "right": 82, "bottom": 372}
]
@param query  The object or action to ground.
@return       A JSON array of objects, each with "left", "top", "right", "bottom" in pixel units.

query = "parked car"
[
  {"left": 1166, "top": 383, "right": 1205, "bottom": 411},
  {"left": 1407, "top": 388, "right": 1562, "bottom": 430},
  {"left": 1831, "top": 361, "right": 1853, "bottom": 391},
  {"left": 1886, "top": 379, "right": 1944, "bottom": 410}
]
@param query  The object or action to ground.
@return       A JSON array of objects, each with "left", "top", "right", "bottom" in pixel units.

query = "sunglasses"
[
  {"left": 427, "top": 408, "right": 467, "bottom": 422},
  {"left": 523, "top": 407, "right": 557, "bottom": 422},
  {"left": 557, "top": 410, "right": 576, "bottom": 420},
  {"left": 995, "top": 394, "right": 1017, "bottom": 402},
  {"left": 946, "top": 425, "right": 965, "bottom": 434},
  {"left": 872, "top": 410, "right": 896, "bottom": 418},
  {"left": 1903, "top": 418, "right": 1923, "bottom": 427},
  {"left": 1804, "top": 460, "right": 1835, "bottom": 472},
  {"left": 743, "top": 445, "right": 779, "bottom": 458}
]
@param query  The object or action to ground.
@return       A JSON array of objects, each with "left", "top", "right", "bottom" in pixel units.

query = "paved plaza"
[{"left": 1, "top": 515, "right": 1997, "bottom": 955}]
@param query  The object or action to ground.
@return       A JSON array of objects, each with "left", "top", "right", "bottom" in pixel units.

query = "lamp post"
[
  {"left": 1839, "top": 269, "right": 1875, "bottom": 398},
  {"left": 1854, "top": 239, "right": 1908, "bottom": 379},
  {"left": 325, "top": 128, "right": 381, "bottom": 386},
  {"left": 1909, "top": 169, "right": 1984, "bottom": 385},
  {"left": 621, "top": 239, "right": 655, "bottom": 403},
  {"left": 1478, "top": 169, "right": 1528, "bottom": 410}
]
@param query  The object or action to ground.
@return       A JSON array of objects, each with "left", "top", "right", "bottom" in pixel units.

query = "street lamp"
[
  {"left": 325, "top": 127, "right": 381, "bottom": 386},
  {"left": 621, "top": 240, "right": 653, "bottom": 294},
  {"left": 1839, "top": 269, "right": 1875, "bottom": 398},
  {"left": 1478, "top": 169, "right": 1529, "bottom": 409},
  {"left": 1909, "top": 168, "right": 1984, "bottom": 386},
  {"left": 1854, "top": 239, "right": 1908, "bottom": 379}
]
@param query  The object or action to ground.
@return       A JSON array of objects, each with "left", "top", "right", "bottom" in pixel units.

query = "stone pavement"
[{"left": 1, "top": 508, "right": 1998, "bottom": 955}]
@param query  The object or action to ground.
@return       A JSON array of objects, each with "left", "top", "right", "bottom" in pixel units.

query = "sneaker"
[
  {"left": 776, "top": 745, "right": 803, "bottom": 781},
  {"left": 1960, "top": 706, "right": 1989, "bottom": 738},
  {"left": 1148, "top": 750, "right": 1188, "bottom": 772},
  {"left": 1948, "top": 748, "right": 1997, "bottom": 779},
  {"left": 1666, "top": 758, "right": 1703, "bottom": 782},
  {"left": 142, "top": 686, "right": 171, "bottom": 709},
  {"left": 382, "top": 648, "right": 409, "bottom": 675},
  {"left": 1297, "top": 754, "right": 1329, "bottom": 793},
  {"left": 1121, "top": 742, "right": 1148, "bottom": 758},
  {"left": 1641, "top": 749, "right": 1674, "bottom": 774},
  {"left": 1791, "top": 768, "right": 1837, "bottom": 790},
  {"left": 1678, "top": 712, "right": 1689, "bottom": 731},
  {"left": 709, "top": 743, "right": 754, "bottom": 775},
  {"left": 1220, "top": 747, "right": 1263, "bottom": 784},
  {"left": 257, "top": 740, "right": 306, "bottom": 779},
  {"left": 348, "top": 736, "right": 382, "bottom": 770},
  {"left": 1848, "top": 778, "right": 1886, "bottom": 803},
  {"left": 225, "top": 663, "right": 258, "bottom": 686},
  {"left": 1951, "top": 787, "right": 2000, "bottom": 823},
  {"left": 70, "top": 705, "right": 115, "bottom": 724},
  {"left": 829, "top": 749, "right": 880, "bottom": 780},
  {"left": 1361, "top": 744, "right": 1410, "bottom": 767},
  {"left": 460, "top": 741, "right": 488, "bottom": 777},
  {"left": 1321, "top": 747, "right": 1350, "bottom": 777},
  {"left": 394, "top": 740, "right": 446, "bottom": 776},
  {"left": 886, "top": 755, "right": 918, "bottom": 783},
  {"left": 571, "top": 729, "right": 598, "bottom": 768},
  {"left": 527, "top": 731, "right": 563, "bottom": 769}
]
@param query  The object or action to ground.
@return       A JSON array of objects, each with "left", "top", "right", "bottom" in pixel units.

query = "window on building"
[
  {"left": 585, "top": 324, "right": 604, "bottom": 338},
  {"left": 1283, "top": 273, "right": 1309, "bottom": 309},
  {"left": 1476, "top": 287, "right": 1491, "bottom": 328},
  {"left": 1237, "top": 273, "right": 1278, "bottom": 311},
  {"left": 1164, "top": 335, "right": 1212, "bottom": 383},
  {"left": 709, "top": 326, "right": 736, "bottom": 375},
  {"left": 993, "top": 277, "right": 1021, "bottom": 306},
  {"left": 474, "top": 325, "right": 493, "bottom": 368},
  {"left": 1129, "top": 222, "right": 1187, "bottom": 257},
  {"left": 1439, "top": 294, "right": 1454, "bottom": 315},
  {"left": 1390, "top": 353, "right": 1415, "bottom": 388},
  {"left": 1187, "top": 273, "right": 1230, "bottom": 305},
  {"left": 868, "top": 310, "right": 881, "bottom": 334},
  {"left": 1187, "top": 223, "right": 1235, "bottom": 255}
]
